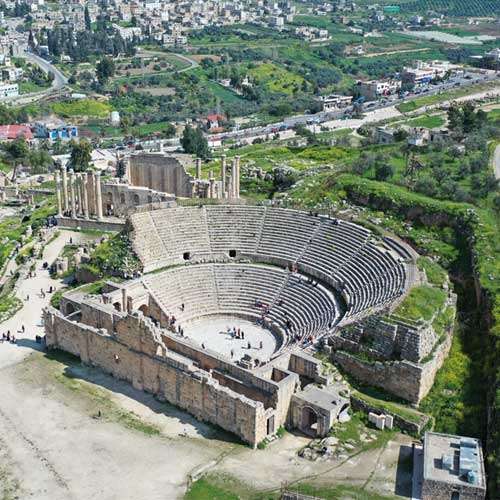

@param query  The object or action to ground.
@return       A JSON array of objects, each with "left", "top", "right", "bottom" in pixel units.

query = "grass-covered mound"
[{"left": 81, "top": 231, "right": 141, "bottom": 279}]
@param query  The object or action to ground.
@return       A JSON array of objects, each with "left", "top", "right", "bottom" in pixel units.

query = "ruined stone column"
[
  {"left": 69, "top": 169, "right": 76, "bottom": 218},
  {"left": 227, "top": 175, "right": 233, "bottom": 200},
  {"left": 76, "top": 173, "right": 83, "bottom": 217},
  {"left": 230, "top": 159, "right": 237, "bottom": 199},
  {"left": 87, "top": 172, "right": 95, "bottom": 216},
  {"left": 209, "top": 170, "right": 215, "bottom": 199},
  {"left": 55, "top": 170, "right": 62, "bottom": 216},
  {"left": 95, "top": 171, "right": 103, "bottom": 220},
  {"left": 195, "top": 158, "right": 202, "bottom": 179},
  {"left": 220, "top": 154, "right": 226, "bottom": 198},
  {"left": 82, "top": 173, "right": 89, "bottom": 219},
  {"left": 61, "top": 167, "right": 69, "bottom": 213},
  {"left": 122, "top": 288, "right": 127, "bottom": 313},
  {"left": 235, "top": 156, "right": 241, "bottom": 199}
]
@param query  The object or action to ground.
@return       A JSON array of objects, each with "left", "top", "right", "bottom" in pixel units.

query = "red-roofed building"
[
  {"left": 205, "top": 113, "right": 226, "bottom": 133},
  {"left": 0, "top": 124, "right": 33, "bottom": 142}
]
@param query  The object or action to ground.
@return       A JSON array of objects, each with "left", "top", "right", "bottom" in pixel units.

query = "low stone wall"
[
  {"left": 350, "top": 394, "right": 431, "bottom": 435},
  {"left": 331, "top": 326, "right": 452, "bottom": 404},
  {"left": 55, "top": 216, "right": 125, "bottom": 232}
]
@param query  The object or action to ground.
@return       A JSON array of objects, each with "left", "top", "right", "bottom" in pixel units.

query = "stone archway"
[{"left": 301, "top": 406, "right": 318, "bottom": 437}]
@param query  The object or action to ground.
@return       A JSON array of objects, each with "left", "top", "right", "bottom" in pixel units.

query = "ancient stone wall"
[
  {"left": 101, "top": 183, "right": 175, "bottom": 217},
  {"left": 350, "top": 395, "right": 431, "bottom": 435},
  {"left": 422, "top": 479, "right": 485, "bottom": 500},
  {"left": 44, "top": 307, "right": 278, "bottom": 446},
  {"left": 128, "top": 154, "right": 194, "bottom": 198},
  {"left": 55, "top": 216, "right": 125, "bottom": 232}
]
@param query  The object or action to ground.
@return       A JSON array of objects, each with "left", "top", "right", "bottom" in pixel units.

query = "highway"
[{"left": 210, "top": 70, "right": 499, "bottom": 144}]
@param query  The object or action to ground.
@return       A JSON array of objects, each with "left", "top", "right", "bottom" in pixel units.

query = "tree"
[
  {"left": 84, "top": 5, "right": 92, "bottom": 31},
  {"left": 96, "top": 56, "right": 115, "bottom": 84},
  {"left": 180, "top": 126, "right": 210, "bottom": 159},
  {"left": 115, "top": 157, "right": 126, "bottom": 179},
  {"left": 69, "top": 140, "right": 92, "bottom": 172},
  {"left": 374, "top": 163, "right": 394, "bottom": 181}
]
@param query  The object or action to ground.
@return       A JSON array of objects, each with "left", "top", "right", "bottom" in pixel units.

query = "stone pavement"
[{"left": 0, "top": 229, "right": 97, "bottom": 370}]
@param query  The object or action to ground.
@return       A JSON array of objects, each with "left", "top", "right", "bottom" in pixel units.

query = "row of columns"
[
  {"left": 55, "top": 168, "right": 103, "bottom": 220},
  {"left": 195, "top": 155, "right": 240, "bottom": 199}
]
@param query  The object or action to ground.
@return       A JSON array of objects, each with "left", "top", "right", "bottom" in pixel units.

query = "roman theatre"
[{"left": 45, "top": 204, "right": 453, "bottom": 447}]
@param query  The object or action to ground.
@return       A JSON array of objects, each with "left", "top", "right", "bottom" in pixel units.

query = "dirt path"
[{"left": 0, "top": 230, "right": 94, "bottom": 370}]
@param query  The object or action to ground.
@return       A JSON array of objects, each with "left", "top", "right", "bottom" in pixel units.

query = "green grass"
[
  {"left": 394, "top": 285, "right": 447, "bottom": 322},
  {"left": 417, "top": 257, "right": 448, "bottom": 288},
  {"left": 0, "top": 293, "right": 22, "bottom": 323},
  {"left": 52, "top": 99, "right": 112, "bottom": 118},
  {"left": 19, "top": 81, "right": 51, "bottom": 94},
  {"left": 405, "top": 114, "right": 445, "bottom": 129},
  {"left": 352, "top": 391, "right": 427, "bottom": 426},
  {"left": 185, "top": 472, "right": 397, "bottom": 500},
  {"left": 248, "top": 63, "right": 304, "bottom": 95},
  {"left": 185, "top": 477, "right": 239, "bottom": 500}
]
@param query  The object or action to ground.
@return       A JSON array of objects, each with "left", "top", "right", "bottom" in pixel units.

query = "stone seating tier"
[
  {"left": 143, "top": 264, "right": 340, "bottom": 345},
  {"left": 129, "top": 206, "right": 411, "bottom": 320}
]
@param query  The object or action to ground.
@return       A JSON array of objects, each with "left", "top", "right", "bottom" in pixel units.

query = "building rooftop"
[
  {"left": 0, "top": 124, "right": 33, "bottom": 141},
  {"left": 423, "top": 432, "right": 486, "bottom": 489}
]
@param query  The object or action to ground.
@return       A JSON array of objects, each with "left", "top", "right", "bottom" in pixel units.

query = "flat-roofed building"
[{"left": 422, "top": 432, "right": 486, "bottom": 500}]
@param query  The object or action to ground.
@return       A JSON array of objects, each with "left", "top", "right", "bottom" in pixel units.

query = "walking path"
[{"left": 0, "top": 230, "right": 93, "bottom": 370}]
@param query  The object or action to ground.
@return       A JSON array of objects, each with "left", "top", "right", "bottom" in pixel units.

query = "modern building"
[
  {"left": 357, "top": 79, "right": 401, "bottom": 101},
  {"left": 320, "top": 94, "right": 353, "bottom": 111},
  {"left": 421, "top": 432, "right": 486, "bottom": 500},
  {"left": 34, "top": 120, "right": 78, "bottom": 141},
  {"left": 402, "top": 60, "right": 454, "bottom": 87},
  {"left": 0, "top": 83, "right": 19, "bottom": 99}
]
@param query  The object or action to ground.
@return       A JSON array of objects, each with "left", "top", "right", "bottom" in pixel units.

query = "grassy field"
[
  {"left": 405, "top": 114, "right": 445, "bottom": 129},
  {"left": 52, "top": 99, "right": 112, "bottom": 119},
  {"left": 19, "top": 81, "right": 51, "bottom": 94},
  {"left": 248, "top": 63, "right": 304, "bottom": 95},
  {"left": 394, "top": 285, "right": 447, "bottom": 322}
]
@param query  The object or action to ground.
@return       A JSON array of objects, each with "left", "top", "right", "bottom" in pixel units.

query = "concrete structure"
[
  {"left": 421, "top": 432, "right": 486, "bottom": 500},
  {"left": 357, "top": 79, "right": 401, "bottom": 101},
  {"left": 320, "top": 94, "right": 353, "bottom": 111},
  {"left": 34, "top": 120, "right": 78, "bottom": 141},
  {"left": 0, "top": 82, "right": 18, "bottom": 99}
]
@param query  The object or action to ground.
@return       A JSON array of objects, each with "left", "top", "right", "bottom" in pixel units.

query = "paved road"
[
  {"left": 137, "top": 48, "right": 199, "bottom": 73},
  {"left": 22, "top": 49, "right": 68, "bottom": 89}
]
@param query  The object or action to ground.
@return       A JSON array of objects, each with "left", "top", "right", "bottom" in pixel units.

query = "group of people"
[
  {"left": 1, "top": 330, "right": 17, "bottom": 344},
  {"left": 226, "top": 326, "right": 245, "bottom": 340}
]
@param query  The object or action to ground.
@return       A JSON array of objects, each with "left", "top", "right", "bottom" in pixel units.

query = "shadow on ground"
[
  {"left": 395, "top": 444, "right": 414, "bottom": 498},
  {"left": 45, "top": 348, "right": 243, "bottom": 446}
]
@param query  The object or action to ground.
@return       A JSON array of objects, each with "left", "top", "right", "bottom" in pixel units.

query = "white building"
[
  {"left": 357, "top": 79, "right": 401, "bottom": 101},
  {"left": 0, "top": 83, "right": 18, "bottom": 99},
  {"left": 320, "top": 94, "right": 353, "bottom": 111}
]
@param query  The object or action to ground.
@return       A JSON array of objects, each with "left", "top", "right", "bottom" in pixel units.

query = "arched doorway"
[
  {"left": 113, "top": 302, "right": 121, "bottom": 311},
  {"left": 65, "top": 303, "right": 75, "bottom": 316},
  {"left": 301, "top": 406, "right": 318, "bottom": 436}
]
